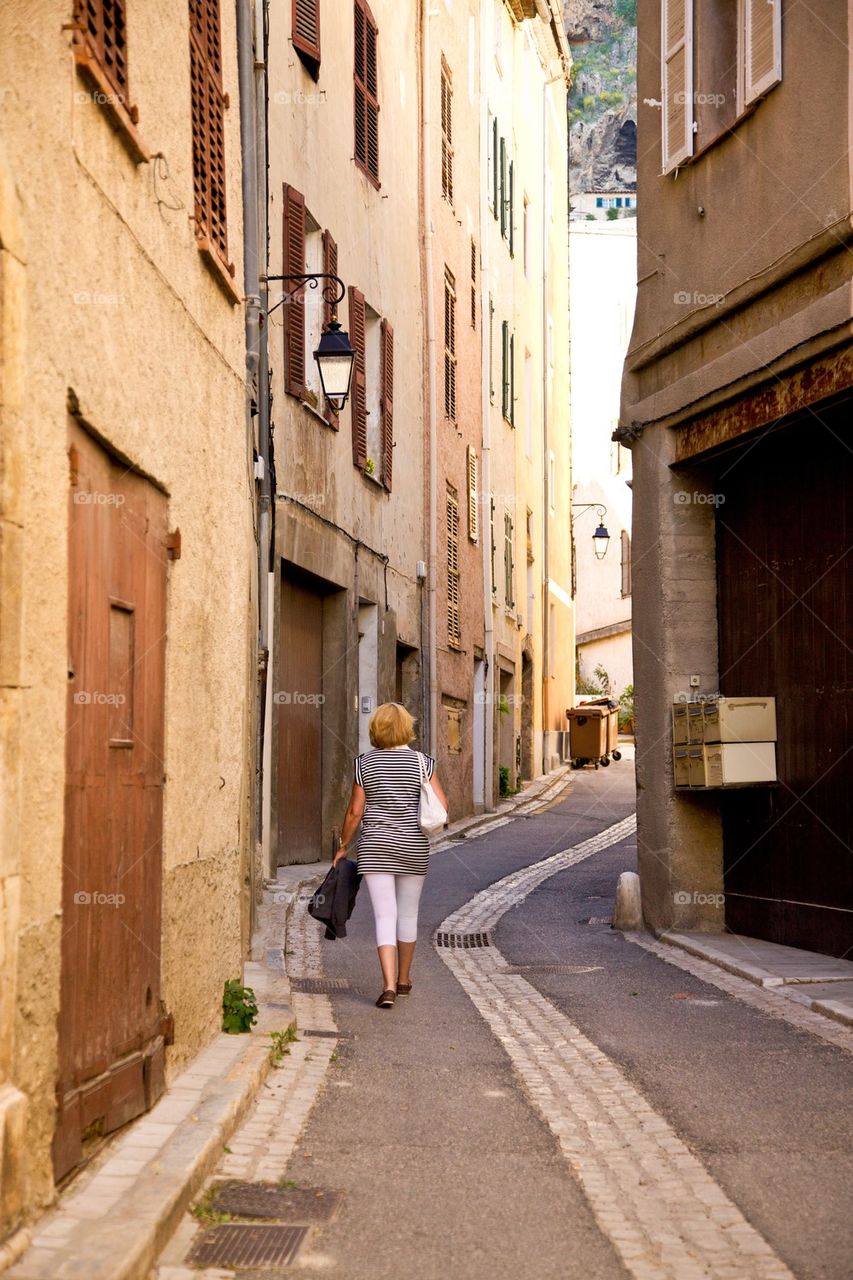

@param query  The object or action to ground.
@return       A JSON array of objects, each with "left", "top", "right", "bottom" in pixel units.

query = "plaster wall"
[{"left": 0, "top": 0, "right": 255, "bottom": 1229}]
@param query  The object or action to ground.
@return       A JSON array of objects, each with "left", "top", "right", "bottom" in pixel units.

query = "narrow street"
[{"left": 158, "top": 757, "right": 853, "bottom": 1280}]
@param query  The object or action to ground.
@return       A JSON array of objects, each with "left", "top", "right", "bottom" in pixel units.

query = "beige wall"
[
  {"left": 481, "top": 0, "right": 572, "bottom": 790},
  {"left": 0, "top": 0, "right": 255, "bottom": 1231},
  {"left": 267, "top": 0, "right": 426, "bottom": 859}
]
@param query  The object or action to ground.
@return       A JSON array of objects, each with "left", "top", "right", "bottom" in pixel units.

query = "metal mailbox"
[{"left": 703, "top": 697, "right": 777, "bottom": 744}]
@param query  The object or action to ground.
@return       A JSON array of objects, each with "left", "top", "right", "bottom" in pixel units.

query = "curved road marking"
[{"left": 435, "top": 814, "right": 794, "bottom": 1280}]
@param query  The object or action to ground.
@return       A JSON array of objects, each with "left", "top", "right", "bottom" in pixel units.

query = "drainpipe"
[
  {"left": 237, "top": 0, "right": 271, "bottom": 892},
  {"left": 479, "top": 0, "right": 495, "bottom": 811},
  {"left": 421, "top": 0, "right": 438, "bottom": 757}
]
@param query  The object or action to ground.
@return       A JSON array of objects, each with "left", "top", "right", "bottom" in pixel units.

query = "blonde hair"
[{"left": 369, "top": 702, "right": 415, "bottom": 748}]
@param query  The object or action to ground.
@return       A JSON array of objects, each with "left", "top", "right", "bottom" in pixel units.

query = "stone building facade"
[
  {"left": 621, "top": 0, "right": 853, "bottom": 957},
  {"left": 0, "top": 0, "right": 256, "bottom": 1235}
]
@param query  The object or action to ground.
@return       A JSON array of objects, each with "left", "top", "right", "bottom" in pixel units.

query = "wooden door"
[
  {"left": 55, "top": 424, "right": 168, "bottom": 1181},
  {"left": 277, "top": 571, "right": 323, "bottom": 863},
  {"left": 716, "top": 411, "right": 853, "bottom": 957}
]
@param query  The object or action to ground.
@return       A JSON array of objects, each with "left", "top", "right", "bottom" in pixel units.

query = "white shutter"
[
  {"left": 661, "top": 0, "right": 694, "bottom": 173},
  {"left": 743, "top": 0, "right": 782, "bottom": 108}
]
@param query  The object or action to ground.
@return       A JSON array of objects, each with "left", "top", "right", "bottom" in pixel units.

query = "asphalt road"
[{"left": 280, "top": 759, "right": 853, "bottom": 1280}]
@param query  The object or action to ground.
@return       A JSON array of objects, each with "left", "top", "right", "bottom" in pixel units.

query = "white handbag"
[{"left": 417, "top": 751, "right": 447, "bottom": 833}]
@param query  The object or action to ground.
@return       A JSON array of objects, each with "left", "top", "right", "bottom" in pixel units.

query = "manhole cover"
[
  {"left": 210, "top": 1181, "right": 343, "bottom": 1223},
  {"left": 290, "top": 977, "right": 351, "bottom": 992},
  {"left": 582, "top": 917, "right": 612, "bottom": 926},
  {"left": 435, "top": 931, "right": 491, "bottom": 948},
  {"left": 188, "top": 1223, "right": 308, "bottom": 1269}
]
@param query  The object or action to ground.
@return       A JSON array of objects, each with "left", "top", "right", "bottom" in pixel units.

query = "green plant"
[
  {"left": 582, "top": 95, "right": 595, "bottom": 111},
  {"left": 364, "top": 457, "right": 376, "bottom": 477},
  {"left": 618, "top": 683, "right": 635, "bottom": 732},
  {"left": 499, "top": 765, "right": 510, "bottom": 796},
  {"left": 594, "top": 664, "right": 612, "bottom": 696},
  {"left": 615, "top": 0, "right": 637, "bottom": 24},
  {"left": 606, "top": 208, "right": 619, "bottom": 221},
  {"left": 192, "top": 1188, "right": 234, "bottom": 1223},
  {"left": 269, "top": 1024, "right": 297, "bottom": 1066},
  {"left": 497, "top": 694, "right": 511, "bottom": 717},
  {"left": 222, "top": 979, "right": 258, "bottom": 1034}
]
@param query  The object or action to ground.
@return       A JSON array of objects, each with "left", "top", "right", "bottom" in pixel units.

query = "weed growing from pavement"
[
  {"left": 269, "top": 1025, "right": 298, "bottom": 1066},
  {"left": 222, "top": 979, "right": 259, "bottom": 1033},
  {"left": 191, "top": 1186, "right": 234, "bottom": 1223}
]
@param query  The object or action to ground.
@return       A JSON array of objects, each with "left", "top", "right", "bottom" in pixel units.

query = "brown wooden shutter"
[
  {"left": 72, "top": 0, "right": 133, "bottom": 112},
  {"left": 189, "top": 0, "right": 232, "bottom": 269},
  {"left": 354, "top": 0, "right": 380, "bottom": 184},
  {"left": 283, "top": 183, "right": 306, "bottom": 399},
  {"left": 447, "top": 487, "right": 461, "bottom": 648},
  {"left": 743, "top": 0, "right": 782, "bottom": 107},
  {"left": 380, "top": 319, "right": 394, "bottom": 491},
  {"left": 292, "top": 0, "right": 321, "bottom": 67},
  {"left": 661, "top": 0, "right": 693, "bottom": 173},
  {"left": 321, "top": 229, "right": 339, "bottom": 428},
  {"left": 444, "top": 269, "right": 456, "bottom": 421},
  {"left": 467, "top": 446, "right": 479, "bottom": 543},
  {"left": 441, "top": 60, "right": 453, "bottom": 203},
  {"left": 349, "top": 286, "right": 367, "bottom": 467}
]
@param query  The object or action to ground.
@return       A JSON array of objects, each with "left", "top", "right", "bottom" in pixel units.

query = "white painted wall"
[{"left": 569, "top": 219, "right": 636, "bottom": 700}]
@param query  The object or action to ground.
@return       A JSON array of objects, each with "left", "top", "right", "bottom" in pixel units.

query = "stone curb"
[
  {"left": 4, "top": 957, "right": 296, "bottom": 1280},
  {"left": 657, "top": 930, "right": 853, "bottom": 1029}
]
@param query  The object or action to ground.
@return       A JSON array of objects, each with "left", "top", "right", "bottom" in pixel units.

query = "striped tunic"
[{"left": 354, "top": 745, "right": 435, "bottom": 875}]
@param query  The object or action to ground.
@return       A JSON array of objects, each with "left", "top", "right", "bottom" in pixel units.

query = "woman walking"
[{"left": 334, "top": 703, "right": 448, "bottom": 1008}]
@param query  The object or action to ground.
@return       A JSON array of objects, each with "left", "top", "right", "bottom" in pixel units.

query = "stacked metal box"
[{"left": 673, "top": 697, "right": 777, "bottom": 788}]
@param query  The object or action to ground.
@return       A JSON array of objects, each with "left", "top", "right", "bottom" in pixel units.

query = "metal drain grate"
[
  {"left": 210, "top": 1181, "right": 343, "bottom": 1223},
  {"left": 581, "top": 917, "right": 612, "bottom": 926},
  {"left": 188, "top": 1223, "right": 308, "bottom": 1269},
  {"left": 302, "top": 1028, "right": 345, "bottom": 1038},
  {"left": 290, "top": 977, "right": 351, "bottom": 992},
  {"left": 435, "top": 930, "right": 491, "bottom": 948}
]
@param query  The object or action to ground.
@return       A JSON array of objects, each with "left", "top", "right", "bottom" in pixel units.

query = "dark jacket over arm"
[{"left": 307, "top": 858, "right": 362, "bottom": 940}]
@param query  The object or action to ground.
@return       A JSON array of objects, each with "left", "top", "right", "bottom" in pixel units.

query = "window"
[
  {"left": 292, "top": 0, "right": 321, "bottom": 77},
  {"left": 488, "top": 296, "right": 495, "bottom": 402},
  {"left": 365, "top": 303, "right": 382, "bottom": 468},
  {"left": 467, "top": 446, "right": 479, "bottom": 542},
  {"left": 444, "top": 268, "right": 457, "bottom": 421},
  {"left": 303, "top": 211, "right": 323, "bottom": 407},
  {"left": 349, "top": 288, "right": 393, "bottom": 489},
  {"left": 504, "top": 511, "right": 515, "bottom": 608},
  {"left": 354, "top": 0, "right": 380, "bottom": 184},
  {"left": 501, "top": 321, "right": 514, "bottom": 425},
  {"left": 499, "top": 136, "right": 507, "bottom": 238},
  {"left": 447, "top": 485, "right": 461, "bottom": 648},
  {"left": 621, "top": 530, "right": 632, "bottom": 598},
  {"left": 661, "top": 0, "right": 782, "bottom": 173},
  {"left": 71, "top": 0, "right": 146, "bottom": 156},
  {"left": 491, "top": 116, "right": 499, "bottom": 217},
  {"left": 190, "top": 0, "right": 235, "bottom": 284},
  {"left": 470, "top": 238, "right": 477, "bottom": 329},
  {"left": 441, "top": 59, "right": 453, "bottom": 204}
]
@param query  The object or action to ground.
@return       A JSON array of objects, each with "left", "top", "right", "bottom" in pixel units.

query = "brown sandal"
[
  {"left": 396, "top": 981, "right": 412, "bottom": 995},
  {"left": 375, "top": 989, "right": 396, "bottom": 1008}
]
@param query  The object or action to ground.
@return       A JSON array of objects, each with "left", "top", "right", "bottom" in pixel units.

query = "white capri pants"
[{"left": 363, "top": 873, "right": 425, "bottom": 948}]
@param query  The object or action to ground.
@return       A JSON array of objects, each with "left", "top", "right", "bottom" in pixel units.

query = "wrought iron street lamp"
[
  {"left": 571, "top": 503, "right": 611, "bottom": 560},
  {"left": 262, "top": 272, "right": 355, "bottom": 413}
]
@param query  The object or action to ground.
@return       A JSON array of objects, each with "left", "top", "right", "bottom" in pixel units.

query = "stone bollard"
[{"left": 612, "top": 871, "right": 643, "bottom": 931}]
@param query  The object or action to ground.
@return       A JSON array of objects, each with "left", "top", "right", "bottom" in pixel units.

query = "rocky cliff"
[{"left": 564, "top": 0, "right": 637, "bottom": 196}]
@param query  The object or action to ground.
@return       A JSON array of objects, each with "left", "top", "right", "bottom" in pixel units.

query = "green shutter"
[
  {"left": 508, "top": 159, "right": 514, "bottom": 257},
  {"left": 499, "top": 136, "right": 507, "bottom": 238}
]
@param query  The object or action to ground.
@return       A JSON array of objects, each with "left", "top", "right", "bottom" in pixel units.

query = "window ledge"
[
  {"left": 73, "top": 44, "right": 150, "bottom": 164},
  {"left": 299, "top": 397, "right": 337, "bottom": 428},
  {"left": 360, "top": 467, "right": 386, "bottom": 490},
  {"left": 197, "top": 238, "right": 242, "bottom": 305}
]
